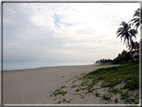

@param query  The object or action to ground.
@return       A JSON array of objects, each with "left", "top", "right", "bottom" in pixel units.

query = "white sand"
[{"left": 3, "top": 64, "right": 121, "bottom": 104}]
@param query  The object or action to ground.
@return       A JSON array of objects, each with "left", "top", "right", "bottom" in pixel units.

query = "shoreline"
[
  {"left": 3, "top": 63, "right": 99, "bottom": 72},
  {"left": 3, "top": 64, "right": 119, "bottom": 104},
  {"left": 3, "top": 63, "right": 98, "bottom": 71}
]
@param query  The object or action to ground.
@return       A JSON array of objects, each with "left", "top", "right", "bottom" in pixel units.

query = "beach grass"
[{"left": 49, "top": 63, "right": 139, "bottom": 104}]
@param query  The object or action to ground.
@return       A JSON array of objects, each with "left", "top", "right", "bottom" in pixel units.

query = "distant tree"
[
  {"left": 121, "top": 50, "right": 127, "bottom": 57},
  {"left": 112, "top": 56, "right": 128, "bottom": 64},
  {"left": 96, "top": 58, "right": 113, "bottom": 63},
  {"left": 118, "top": 53, "right": 121, "bottom": 57},
  {"left": 112, "top": 50, "right": 130, "bottom": 64}
]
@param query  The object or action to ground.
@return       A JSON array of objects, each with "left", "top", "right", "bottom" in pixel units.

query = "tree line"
[
  {"left": 96, "top": 7, "right": 141, "bottom": 64},
  {"left": 116, "top": 7, "right": 141, "bottom": 62}
]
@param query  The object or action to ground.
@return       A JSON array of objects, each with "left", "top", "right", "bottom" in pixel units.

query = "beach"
[{"left": 3, "top": 64, "right": 122, "bottom": 104}]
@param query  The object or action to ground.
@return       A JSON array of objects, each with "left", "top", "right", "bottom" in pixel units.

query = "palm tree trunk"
[
  {"left": 130, "top": 37, "right": 133, "bottom": 62},
  {"left": 130, "top": 48, "right": 132, "bottom": 62}
]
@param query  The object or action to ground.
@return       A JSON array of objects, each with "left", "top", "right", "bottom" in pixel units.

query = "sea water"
[{"left": 3, "top": 61, "right": 94, "bottom": 71}]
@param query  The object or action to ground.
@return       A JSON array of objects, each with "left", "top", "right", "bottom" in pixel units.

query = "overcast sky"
[{"left": 3, "top": 2, "right": 140, "bottom": 63}]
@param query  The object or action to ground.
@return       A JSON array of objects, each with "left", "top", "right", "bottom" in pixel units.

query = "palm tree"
[
  {"left": 131, "top": 7, "right": 142, "bottom": 30},
  {"left": 131, "top": 8, "right": 142, "bottom": 62},
  {"left": 134, "top": 41, "right": 139, "bottom": 51},
  {"left": 116, "top": 21, "right": 137, "bottom": 62},
  {"left": 128, "top": 40, "right": 137, "bottom": 51}
]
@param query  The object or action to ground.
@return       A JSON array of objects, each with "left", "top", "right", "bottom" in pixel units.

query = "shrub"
[
  {"left": 102, "top": 94, "right": 112, "bottom": 101},
  {"left": 71, "top": 84, "right": 77, "bottom": 88},
  {"left": 114, "top": 98, "right": 118, "bottom": 103},
  {"left": 95, "top": 92, "right": 100, "bottom": 97},
  {"left": 98, "top": 76, "right": 105, "bottom": 80},
  {"left": 60, "top": 86, "right": 67, "bottom": 89},
  {"left": 62, "top": 98, "right": 66, "bottom": 102},
  {"left": 53, "top": 90, "right": 67, "bottom": 96},
  {"left": 76, "top": 89, "right": 80, "bottom": 92},
  {"left": 67, "top": 101, "right": 70, "bottom": 103},
  {"left": 119, "top": 61, "right": 128, "bottom": 64},
  {"left": 102, "top": 80, "right": 121, "bottom": 88},
  {"left": 123, "top": 78, "right": 139, "bottom": 90},
  {"left": 112, "top": 56, "right": 128, "bottom": 64},
  {"left": 58, "top": 101, "right": 61, "bottom": 103}
]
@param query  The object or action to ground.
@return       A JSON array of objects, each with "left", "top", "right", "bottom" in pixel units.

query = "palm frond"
[
  {"left": 133, "top": 8, "right": 140, "bottom": 17},
  {"left": 131, "top": 18, "right": 140, "bottom": 29},
  {"left": 131, "top": 7, "right": 142, "bottom": 29},
  {"left": 116, "top": 21, "right": 137, "bottom": 50}
]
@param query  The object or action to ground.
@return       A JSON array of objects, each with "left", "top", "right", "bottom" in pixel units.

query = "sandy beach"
[{"left": 3, "top": 64, "right": 125, "bottom": 104}]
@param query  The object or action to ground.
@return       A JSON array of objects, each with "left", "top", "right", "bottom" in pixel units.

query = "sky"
[{"left": 3, "top": 2, "right": 140, "bottom": 63}]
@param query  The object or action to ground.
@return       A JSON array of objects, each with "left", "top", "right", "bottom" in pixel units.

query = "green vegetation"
[
  {"left": 123, "top": 78, "right": 139, "bottom": 90},
  {"left": 76, "top": 89, "right": 80, "bottom": 92},
  {"left": 51, "top": 88, "right": 67, "bottom": 96},
  {"left": 96, "top": 59, "right": 113, "bottom": 63},
  {"left": 80, "top": 81, "right": 89, "bottom": 86},
  {"left": 55, "top": 89, "right": 60, "bottom": 92},
  {"left": 53, "top": 90, "right": 67, "bottom": 96},
  {"left": 49, "top": 63, "right": 139, "bottom": 104},
  {"left": 102, "top": 94, "right": 112, "bottom": 101},
  {"left": 67, "top": 101, "right": 70, "bottom": 103},
  {"left": 60, "top": 86, "right": 67, "bottom": 89},
  {"left": 56, "top": 98, "right": 71, "bottom": 104},
  {"left": 62, "top": 98, "right": 66, "bottom": 102},
  {"left": 112, "top": 56, "right": 129, "bottom": 64},
  {"left": 131, "top": 7, "right": 142, "bottom": 30},
  {"left": 78, "top": 63, "right": 138, "bottom": 104},
  {"left": 95, "top": 92, "right": 100, "bottom": 97},
  {"left": 120, "top": 90, "right": 130, "bottom": 100},
  {"left": 71, "top": 84, "right": 77, "bottom": 88},
  {"left": 85, "top": 63, "right": 139, "bottom": 90},
  {"left": 115, "top": 7, "right": 141, "bottom": 63},
  {"left": 102, "top": 80, "right": 122, "bottom": 88},
  {"left": 66, "top": 78, "right": 72, "bottom": 82},
  {"left": 48, "top": 8, "right": 140, "bottom": 104},
  {"left": 119, "top": 90, "right": 139, "bottom": 104},
  {"left": 81, "top": 87, "right": 87, "bottom": 90},
  {"left": 119, "top": 61, "right": 128, "bottom": 64},
  {"left": 111, "top": 50, "right": 130, "bottom": 64},
  {"left": 58, "top": 101, "right": 61, "bottom": 104},
  {"left": 72, "top": 80, "right": 77, "bottom": 83},
  {"left": 114, "top": 98, "right": 118, "bottom": 103},
  {"left": 108, "top": 88, "right": 121, "bottom": 95}
]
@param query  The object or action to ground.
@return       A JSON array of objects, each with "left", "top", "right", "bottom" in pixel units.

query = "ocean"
[{"left": 2, "top": 61, "right": 94, "bottom": 71}]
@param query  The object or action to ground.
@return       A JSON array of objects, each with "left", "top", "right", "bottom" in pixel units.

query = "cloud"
[{"left": 3, "top": 3, "right": 140, "bottom": 62}]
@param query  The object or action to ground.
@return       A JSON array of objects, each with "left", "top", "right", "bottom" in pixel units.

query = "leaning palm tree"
[
  {"left": 116, "top": 21, "right": 137, "bottom": 62},
  {"left": 131, "top": 7, "right": 142, "bottom": 30}
]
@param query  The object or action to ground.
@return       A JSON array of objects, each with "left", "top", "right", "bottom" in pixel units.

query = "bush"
[
  {"left": 112, "top": 56, "right": 128, "bottom": 64},
  {"left": 119, "top": 61, "right": 128, "bottom": 64},
  {"left": 123, "top": 78, "right": 139, "bottom": 90}
]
